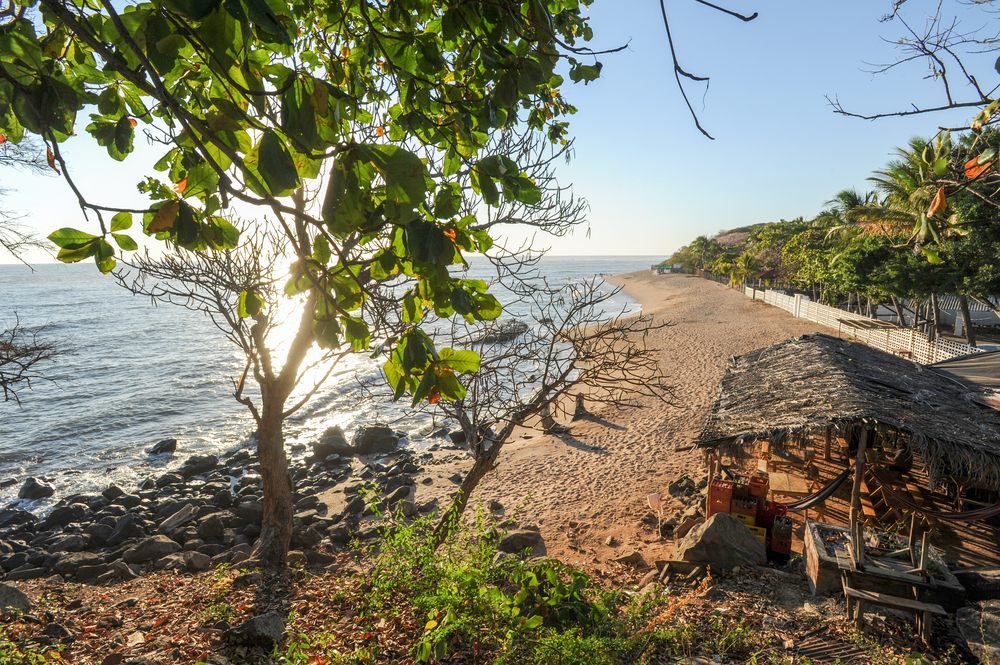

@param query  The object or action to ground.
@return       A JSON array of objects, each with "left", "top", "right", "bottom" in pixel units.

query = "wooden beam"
[{"left": 825, "top": 427, "right": 832, "bottom": 461}]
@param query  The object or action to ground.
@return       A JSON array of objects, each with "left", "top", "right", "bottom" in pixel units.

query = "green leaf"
[
  {"left": 922, "top": 246, "right": 944, "bottom": 264},
  {"left": 96, "top": 238, "right": 116, "bottom": 273},
  {"left": 416, "top": 642, "right": 431, "bottom": 663},
  {"left": 237, "top": 290, "right": 265, "bottom": 317},
  {"left": 438, "top": 348, "right": 480, "bottom": 374},
  {"left": 432, "top": 640, "right": 447, "bottom": 662},
  {"left": 341, "top": 316, "right": 370, "bottom": 350},
  {"left": 110, "top": 211, "right": 132, "bottom": 232},
  {"left": 161, "top": 0, "right": 224, "bottom": 21},
  {"left": 405, "top": 221, "right": 454, "bottom": 265},
  {"left": 112, "top": 233, "right": 138, "bottom": 251},
  {"left": 55, "top": 239, "right": 99, "bottom": 263},
  {"left": 364, "top": 144, "right": 428, "bottom": 205},
  {"left": 523, "top": 615, "right": 544, "bottom": 629},
  {"left": 313, "top": 235, "right": 331, "bottom": 264},
  {"left": 240, "top": 0, "right": 290, "bottom": 43},
  {"left": 933, "top": 157, "right": 948, "bottom": 176},
  {"left": 256, "top": 130, "right": 300, "bottom": 196},
  {"left": 48, "top": 227, "right": 98, "bottom": 249},
  {"left": 435, "top": 369, "right": 466, "bottom": 401}
]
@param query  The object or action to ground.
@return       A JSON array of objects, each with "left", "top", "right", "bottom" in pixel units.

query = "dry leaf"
[{"left": 928, "top": 187, "right": 947, "bottom": 218}]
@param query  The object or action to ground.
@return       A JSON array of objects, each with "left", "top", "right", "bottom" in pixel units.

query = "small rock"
[
  {"left": 122, "top": 535, "right": 182, "bottom": 564},
  {"left": 400, "top": 501, "right": 419, "bottom": 518},
  {"left": 614, "top": 551, "right": 642, "bottom": 565},
  {"left": 228, "top": 611, "right": 285, "bottom": 648},
  {"left": 159, "top": 503, "right": 199, "bottom": 534},
  {"left": 488, "top": 500, "right": 503, "bottom": 511},
  {"left": 148, "top": 438, "right": 178, "bottom": 455},
  {"left": 497, "top": 530, "right": 543, "bottom": 553},
  {"left": 448, "top": 473, "right": 463, "bottom": 484},
  {"left": 42, "top": 622, "right": 71, "bottom": 639},
  {"left": 0, "top": 582, "right": 32, "bottom": 614},
  {"left": 18, "top": 478, "right": 55, "bottom": 500}
]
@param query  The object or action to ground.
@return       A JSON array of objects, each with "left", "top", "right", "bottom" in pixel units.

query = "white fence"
[{"left": 741, "top": 287, "right": 982, "bottom": 365}]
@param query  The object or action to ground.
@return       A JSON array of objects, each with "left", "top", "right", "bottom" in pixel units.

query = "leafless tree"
[
  {"left": 0, "top": 315, "right": 59, "bottom": 406},
  {"left": 388, "top": 254, "right": 674, "bottom": 548}
]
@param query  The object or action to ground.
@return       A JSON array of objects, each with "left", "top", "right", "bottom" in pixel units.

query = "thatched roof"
[{"left": 698, "top": 333, "right": 1000, "bottom": 491}]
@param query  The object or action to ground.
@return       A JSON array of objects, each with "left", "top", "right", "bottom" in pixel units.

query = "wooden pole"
[
  {"left": 851, "top": 427, "right": 868, "bottom": 567},
  {"left": 824, "top": 427, "right": 832, "bottom": 462}
]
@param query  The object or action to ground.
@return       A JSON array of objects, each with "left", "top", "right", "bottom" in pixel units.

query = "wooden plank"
[{"left": 842, "top": 586, "right": 947, "bottom": 615}]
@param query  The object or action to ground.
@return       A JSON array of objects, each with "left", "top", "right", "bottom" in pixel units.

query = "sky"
[{"left": 1, "top": 0, "right": 995, "bottom": 263}]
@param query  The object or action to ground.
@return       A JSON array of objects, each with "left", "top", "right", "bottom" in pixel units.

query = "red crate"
[
  {"left": 730, "top": 497, "right": 759, "bottom": 518},
  {"left": 770, "top": 536, "right": 792, "bottom": 555},
  {"left": 708, "top": 478, "right": 733, "bottom": 518},
  {"left": 773, "top": 515, "right": 793, "bottom": 540},
  {"left": 757, "top": 501, "right": 787, "bottom": 530},
  {"left": 749, "top": 473, "right": 770, "bottom": 498},
  {"left": 731, "top": 477, "right": 750, "bottom": 499}
]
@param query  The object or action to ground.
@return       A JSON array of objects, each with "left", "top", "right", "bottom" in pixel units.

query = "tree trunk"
[
  {"left": 431, "top": 423, "right": 512, "bottom": 550},
  {"left": 251, "top": 396, "right": 294, "bottom": 565},
  {"left": 891, "top": 295, "right": 907, "bottom": 327},
  {"left": 959, "top": 295, "right": 978, "bottom": 347}
]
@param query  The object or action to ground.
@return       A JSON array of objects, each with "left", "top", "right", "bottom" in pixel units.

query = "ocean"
[{"left": 0, "top": 255, "right": 660, "bottom": 511}]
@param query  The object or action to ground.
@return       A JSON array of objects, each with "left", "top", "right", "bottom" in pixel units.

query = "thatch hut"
[{"left": 698, "top": 333, "right": 1000, "bottom": 492}]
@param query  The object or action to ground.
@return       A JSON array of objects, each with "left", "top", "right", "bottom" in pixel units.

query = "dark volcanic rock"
[
  {"left": 213, "top": 490, "right": 233, "bottom": 509},
  {"left": 122, "top": 535, "right": 181, "bottom": 563},
  {"left": 102, "top": 485, "right": 125, "bottom": 501},
  {"left": 106, "top": 513, "right": 136, "bottom": 547},
  {"left": 148, "top": 438, "right": 178, "bottom": 455},
  {"left": 41, "top": 504, "right": 89, "bottom": 529},
  {"left": 352, "top": 426, "right": 398, "bottom": 455},
  {"left": 53, "top": 551, "right": 102, "bottom": 575},
  {"left": 0, "top": 583, "right": 31, "bottom": 613},
  {"left": 0, "top": 508, "right": 35, "bottom": 530},
  {"left": 112, "top": 493, "right": 142, "bottom": 509},
  {"left": 178, "top": 455, "right": 219, "bottom": 478},
  {"left": 18, "top": 478, "right": 55, "bottom": 500},
  {"left": 228, "top": 612, "right": 285, "bottom": 648},
  {"left": 235, "top": 502, "right": 264, "bottom": 525},
  {"left": 312, "top": 426, "right": 352, "bottom": 460}
]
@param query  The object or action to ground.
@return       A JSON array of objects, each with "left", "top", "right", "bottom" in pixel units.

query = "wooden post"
[
  {"left": 851, "top": 427, "right": 868, "bottom": 567},
  {"left": 908, "top": 514, "right": 917, "bottom": 568},
  {"left": 919, "top": 530, "right": 930, "bottom": 573},
  {"left": 824, "top": 427, "right": 832, "bottom": 461}
]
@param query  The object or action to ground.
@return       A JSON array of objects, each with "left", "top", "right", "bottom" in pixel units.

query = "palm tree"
[{"left": 728, "top": 252, "right": 757, "bottom": 286}]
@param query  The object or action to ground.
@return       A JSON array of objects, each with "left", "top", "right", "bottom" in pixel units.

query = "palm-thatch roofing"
[{"left": 698, "top": 333, "right": 1000, "bottom": 491}]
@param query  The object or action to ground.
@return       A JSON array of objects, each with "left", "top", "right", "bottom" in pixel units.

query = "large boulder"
[
  {"left": 958, "top": 600, "right": 1000, "bottom": 663},
  {"left": 0, "top": 583, "right": 31, "bottom": 614},
  {"left": 122, "top": 535, "right": 181, "bottom": 564},
  {"left": 956, "top": 570, "right": 1000, "bottom": 602},
  {"left": 106, "top": 513, "right": 136, "bottom": 547},
  {"left": 676, "top": 512, "right": 766, "bottom": 571},
  {"left": 235, "top": 502, "right": 264, "bottom": 525},
  {"left": 352, "top": 426, "right": 398, "bottom": 456},
  {"left": 0, "top": 508, "right": 35, "bottom": 530},
  {"left": 18, "top": 478, "right": 54, "bottom": 500},
  {"left": 311, "top": 427, "right": 353, "bottom": 460}
]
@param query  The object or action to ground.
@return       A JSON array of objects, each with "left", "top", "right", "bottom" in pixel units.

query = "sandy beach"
[{"left": 385, "top": 271, "right": 839, "bottom": 571}]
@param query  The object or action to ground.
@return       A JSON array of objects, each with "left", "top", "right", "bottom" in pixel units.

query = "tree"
[
  {"left": 0, "top": 0, "right": 610, "bottom": 565},
  {"left": 424, "top": 262, "right": 670, "bottom": 547},
  {"left": 0, "top": 135, "right": 60, "bottom": 403}
]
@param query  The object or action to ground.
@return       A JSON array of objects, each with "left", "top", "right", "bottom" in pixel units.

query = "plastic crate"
[
  {"left": 757, "top": 501, "right": 788, "bottom": 530},
  {"left": 731, "top": 496, "right": 759, "bottom": 517},
  {"left": 772, "top": 515, "right": 793, "bottom": 540},
  {"left": 747, "top": 525, "right": 767, "bottom": 546},
  {"left": 708, "top": 479, "right": 733, "bottom": 517},
  {"left": 749, "top": 473, "right": 770, "bottom": 498},
  {"left": 733, "top": 511, "right": 757, "bottom": 528},
  {"left": 731, "top": 477, "right": 750, "bottom": 499},
  {"left": 770, "top": 536, "right": 792, "bottom": 555}
]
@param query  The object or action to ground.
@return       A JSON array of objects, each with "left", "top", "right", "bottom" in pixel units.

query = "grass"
[{"left": 272, "top": 502, "right": 806, "bottom": 664}]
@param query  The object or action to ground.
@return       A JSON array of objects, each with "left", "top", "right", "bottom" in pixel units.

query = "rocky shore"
[{"left": 0, "top": 424, "right": 475, "bottom": 585}]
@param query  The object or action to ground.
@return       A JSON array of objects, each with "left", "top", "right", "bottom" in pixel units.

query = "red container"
[
  {"left": 730, "top": 496, "right": 759, "bottom": 518},
  {"left": 749, "top": 473, "right": 770, "bottom": 498},
  {"left": 731, "top": 477, "right": 750, "bottom": 499},
  {"left": 770, "top": 536, "right": 792, "bottom": 555},
  {"left": 708, "top": 479, "right": 733, "bottom": 517},
  {"left": 757, "top": 501, "right": 788, "bottom": 530},
  {"left": 773, "top": 515, "right": 793, "bottom": 540}
]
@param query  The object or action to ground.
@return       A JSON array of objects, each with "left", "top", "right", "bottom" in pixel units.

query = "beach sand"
[{"left": 378, "top": 271, "right": 841, "bottom": 572}]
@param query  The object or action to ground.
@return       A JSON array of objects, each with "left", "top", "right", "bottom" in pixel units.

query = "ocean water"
[{"left": 0, "top": 255, "right": 659, "bottom": 511}]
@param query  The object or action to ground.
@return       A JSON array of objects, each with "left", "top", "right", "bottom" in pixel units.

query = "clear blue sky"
[{"left": 1, "top": 0, "right": 991, "bottom": 262}]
